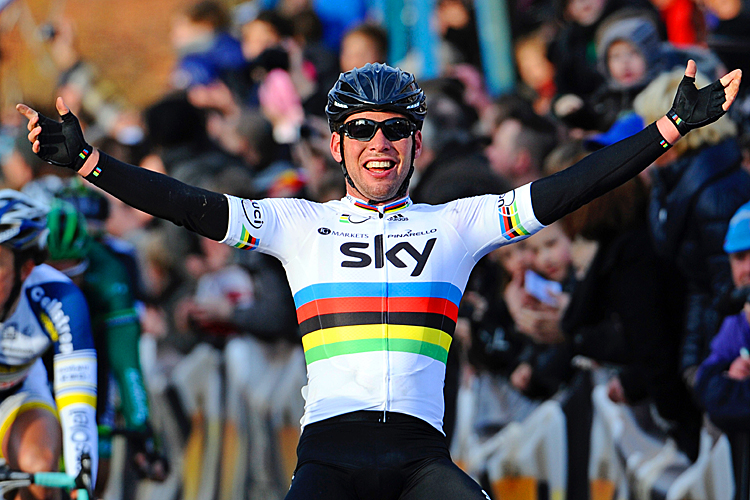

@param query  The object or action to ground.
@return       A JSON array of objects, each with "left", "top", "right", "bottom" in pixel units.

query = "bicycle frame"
[{"left": 0, "top": 453, "right": 94, "bottom": 499}]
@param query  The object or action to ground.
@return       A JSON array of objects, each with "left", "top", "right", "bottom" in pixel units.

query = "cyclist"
[
  {"left": 0, "top": 190, "right": 97, "bottom": 500},
  {"left": 54, "top": 179, "right": 146, "bottom": 305},
  {"left": 44, "top": 199, "right": 165, "bottom": 491},
  {"left": 17, "top": 60, "right": 741, "bottom": 499}
]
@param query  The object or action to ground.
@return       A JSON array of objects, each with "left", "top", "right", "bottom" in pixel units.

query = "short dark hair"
[
  {"left": 254, "top": 10, "right": 294, "bottom": 39},
  {"left": 186, "top": 0, "right": 231, "bottom": 31},
  {"left": 562, "top": 176, "right": 648, "bottom": 241},
  {"left": 343, "top": 23, "right": 389, "bottom": 61},
  {"left": 290, "top": 9, "right": 323, "bottom": 43}
]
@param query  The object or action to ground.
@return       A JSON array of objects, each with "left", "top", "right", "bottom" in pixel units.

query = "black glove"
[
  {"left": 130, "top": 429, "right": 170, "bottom": 481},
  {"left": 34, "top": 110, "right": 92, "bottom": 171},
  {"left": 667, "top": 74, "right": 727, "bottom": 136}
]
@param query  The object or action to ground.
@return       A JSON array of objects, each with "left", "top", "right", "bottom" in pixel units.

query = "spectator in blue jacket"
[{"left": 695, "top": 200, "right": 750, "bottom": 433}]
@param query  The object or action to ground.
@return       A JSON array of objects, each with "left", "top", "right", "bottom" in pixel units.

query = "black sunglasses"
[{"left": 339, "top": 118, "right": 416, "bottom": 142}]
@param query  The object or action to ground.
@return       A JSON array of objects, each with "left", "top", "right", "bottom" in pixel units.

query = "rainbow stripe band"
[
  {"left": 294, "top": 281, "right": 460, "bottom": 365},
  {"left": 232, "top": 225, "right": 260, "bottom": 250},
  {"left": 92, "top": 166, "right": 102, "bottom": 177},
  {"left": 293, "top": 281, "right": 463, "bottom": 308},
  {"left": 302, "top": 325, "right": 452, "bottom": 364},
  {"left": 78, "top": 148, "right": 90, "bottom": 160},
  {"left": 659, "top": 139, "right": 670, "bottom": 149},
  {"left": 499, "top": 202, "right": 530, "bottom": 241},
  {"left": 670, "top": 112, "right": 683, "bottom": 125},
  {"left": 353, "top": 198, "right": 410, "bottom": 214}
]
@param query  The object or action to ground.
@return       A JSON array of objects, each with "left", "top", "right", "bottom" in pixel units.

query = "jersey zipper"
[{"left": 377, "top": 209, "right": 390, "bottom": 421}]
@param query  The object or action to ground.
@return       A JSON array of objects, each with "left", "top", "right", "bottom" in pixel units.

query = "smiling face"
[{"left": 330, "top": 110, "right": 422, "bottom": 203}]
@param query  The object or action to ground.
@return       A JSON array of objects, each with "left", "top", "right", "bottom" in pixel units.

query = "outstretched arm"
[
  {"left": 530, "top": 60, "right": 742, "bottom": 225},
  {"left": 16, "top": 98, "right": 229, "bottom": 241}
]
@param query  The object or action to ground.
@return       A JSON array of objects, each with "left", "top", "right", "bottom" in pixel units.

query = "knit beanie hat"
[
  {"left": 596, "top": 16, "right": 663, "bottom": 89},
  {"left": 725, "top": 200, "right": 750, "bottom": 254}
]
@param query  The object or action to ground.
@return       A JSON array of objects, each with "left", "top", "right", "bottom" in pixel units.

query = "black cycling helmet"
[
  {"left": 326, "top": 63, "right": 427, "bottom": 203},
  {"left": 326, "top": 63, "right": 427, "bottom": 132}
]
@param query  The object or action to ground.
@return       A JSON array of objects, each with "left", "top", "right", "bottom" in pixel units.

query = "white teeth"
[{"left": 366, "top": 161, "right": 393, "bottom": 170}]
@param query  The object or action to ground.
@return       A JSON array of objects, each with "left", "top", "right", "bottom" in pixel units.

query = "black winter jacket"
[{"left": 648, "top": 138, "right": 750, "bottom": 372}]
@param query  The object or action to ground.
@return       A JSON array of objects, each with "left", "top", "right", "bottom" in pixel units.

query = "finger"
[
  {"left": 722, "top": 70, "right": 743, "bottom": 111},
  {"left": 16, "top": 104, "right": 40, "bottom": 129},
  {"left": 28, "top": 126, "right": 41, "bottom": 144},
  {"left": 719, "top": 68, "right": 742, "bottom": 88},
  {"left": 685, "top": 59, "right": 696, "bottom": 79},
  {"left": 32, "top": 139, "right": 40, "bottom": 154},
  {"left": 56, "top": 96, "right": 70, "bottom": 116}
]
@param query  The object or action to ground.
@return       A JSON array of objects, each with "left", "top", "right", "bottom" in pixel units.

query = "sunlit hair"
[{"left": 633, "top": 67, "right": 736, "bottom": 156}]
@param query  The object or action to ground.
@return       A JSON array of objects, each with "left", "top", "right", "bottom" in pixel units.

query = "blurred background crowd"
[{"left": 1, "top": 0, "right": 750, "bottom": 499}]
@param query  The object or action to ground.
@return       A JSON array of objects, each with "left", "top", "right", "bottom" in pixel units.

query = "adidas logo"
[{"left": 387, "top": 214, "right": 409, "bottom": 222}]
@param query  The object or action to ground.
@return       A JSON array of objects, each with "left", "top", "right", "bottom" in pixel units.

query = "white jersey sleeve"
[
  {"left": 442, "top": 183, "right": 545, "bottom": 260},
  {"left": 221, "top": 195, "right": 326, "bottom": 263}
]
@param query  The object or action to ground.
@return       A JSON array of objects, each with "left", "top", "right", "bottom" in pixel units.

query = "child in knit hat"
[
  {"left": 554, "top": 13, "right": 662, "bottom": 131},
  {"left": 554, "top": 11, "right": 722, "bottom": 133}
]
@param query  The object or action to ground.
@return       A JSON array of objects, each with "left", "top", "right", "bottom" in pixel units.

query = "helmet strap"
[
  {"left": 339, "top": 136, "right": 416, "bottom": 206},
  {"left": 339, "top": 139, "right": 357, "bottom": 191}
]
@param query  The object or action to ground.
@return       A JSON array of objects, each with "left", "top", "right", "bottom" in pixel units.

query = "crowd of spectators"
[{"left": 2, "top": 0, "right": 750, "bottom": 498}]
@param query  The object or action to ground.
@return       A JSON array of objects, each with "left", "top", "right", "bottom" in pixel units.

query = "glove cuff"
[
  {"left": 666, "top": 108, "right": 689, "bottom": 136},
  {"left": 73, "top": 145, "right": 93, "bottom": 172}
]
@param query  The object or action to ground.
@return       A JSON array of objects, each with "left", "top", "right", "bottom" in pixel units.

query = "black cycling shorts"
[{"left": 285, "top": 411, "right": 490, "bottom": 500}]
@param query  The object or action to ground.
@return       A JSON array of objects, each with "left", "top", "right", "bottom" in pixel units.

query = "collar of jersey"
[{"left": 344, "top": 194, "right": 412, "bottom": 214}]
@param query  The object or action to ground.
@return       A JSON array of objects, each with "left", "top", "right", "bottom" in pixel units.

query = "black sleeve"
[
  {"left": 85, "top": 152, "right": 229, "bottom": 241},
  {"left": 531, "top": 123, "right": 667, "bottom": 225}
]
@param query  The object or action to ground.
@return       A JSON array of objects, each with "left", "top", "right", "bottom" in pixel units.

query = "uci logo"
[
  {"left": 498, "top": 190, "right": 516, "bottom": 208},
  {"left": 498, "top": 190, "right": 518, "bottom": 217},
  {"left": 318, "top": 227, "right": 332, "bottom": 235},
  {"left": 242, "top": 200, "right": 264, "bottom": 229}
]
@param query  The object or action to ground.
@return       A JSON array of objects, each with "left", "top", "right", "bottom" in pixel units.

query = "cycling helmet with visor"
[
  {"left": 326, "top": 63, "right": 427, "bottom": 203},
  {"left": 0, "top": 189, "right": 49, "bottom": 259},
  {"left": 0, "top": 189, "right": 49, "bottom": 318}
]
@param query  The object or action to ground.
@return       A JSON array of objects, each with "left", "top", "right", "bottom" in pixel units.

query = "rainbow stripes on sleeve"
[
  {"left": 232, "top": 225, "right": 261, "bottom": 251},
  {"left": 295, "top": 282, "right": 461, "bottom": 365},
  {"left": 498, "top": 197, "right": 531, "bottom": 240}
]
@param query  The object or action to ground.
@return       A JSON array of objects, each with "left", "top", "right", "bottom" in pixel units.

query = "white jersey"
[
  {"left": 0, "top": 264, "right": 98, "bottom": 481},
  {"left": 221, "top": 185, "right": 544, "bottom": 432}
]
